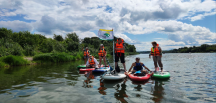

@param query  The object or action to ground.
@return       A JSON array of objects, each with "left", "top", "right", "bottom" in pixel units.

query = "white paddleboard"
[{"left": 102, "top": 69, "right": 126, "bottom": 80}]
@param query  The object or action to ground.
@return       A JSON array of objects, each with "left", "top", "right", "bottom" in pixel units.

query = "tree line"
[
  {"left": 0, "top": 27, "right": 137, "bottom": 57},
  {"left": 164, "top": 44, "right": 216, "bottom": 53}
]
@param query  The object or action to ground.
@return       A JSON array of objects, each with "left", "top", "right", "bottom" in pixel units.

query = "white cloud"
[
  {"left": 114, "top": 33, "right": 141, "bottom": 44},
  {"left": 135, "top": 40, "right": 186, "bottom": 51},
  {"left": 0, "top": 20, "right": 33, "bottom": 32},
  {"left": 0, "top": 0, "right": 216, "bottom": 51},
  {"left": 191, "top": 11, "right": 216, "bottom": 21}
]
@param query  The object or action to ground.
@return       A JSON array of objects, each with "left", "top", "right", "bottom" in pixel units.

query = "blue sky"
[{"left": 0, "top": 0, "right": 215, "bottom": 51}]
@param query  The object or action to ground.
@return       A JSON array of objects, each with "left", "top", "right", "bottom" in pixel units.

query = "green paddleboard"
[
  {"left": 152, "top": 71, "right": 170, "bottom": 79},
  {"left": 77, "top": 65, "right": 86, "bottom": 69}
]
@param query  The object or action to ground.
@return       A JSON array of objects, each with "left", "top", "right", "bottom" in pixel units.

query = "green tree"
[{"left": 53, "top": 34, "right": 64, "bottom": 41}]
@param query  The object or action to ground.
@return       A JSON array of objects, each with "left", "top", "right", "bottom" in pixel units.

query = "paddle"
[
  {"left": 105, "top": 57, "right": 113, "bottom": 71},
  {"left": 101, "top": 57, "right": 113, "bottom": 77}
]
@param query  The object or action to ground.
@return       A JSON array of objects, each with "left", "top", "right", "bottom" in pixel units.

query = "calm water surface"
[{"left": 0, "top": 53, "right": 215, "bottom": 103}]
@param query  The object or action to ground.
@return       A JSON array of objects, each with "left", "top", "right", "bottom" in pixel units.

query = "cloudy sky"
[{"left": 0, "top": 0, "right": 215, "bottom": 51}]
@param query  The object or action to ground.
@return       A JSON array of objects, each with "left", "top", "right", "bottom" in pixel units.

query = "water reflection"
[
  {"left": 114, "top": 79, "right": 128, "bottom": 103},
  {"left": 98, "top": 79, "right": 107, "bottom": 95},
  {"left": 151, "top": 80, "right": 165, "bottom": 103},
  {"left": 82, "top": 71, "right": 94, "bottom": 88}
]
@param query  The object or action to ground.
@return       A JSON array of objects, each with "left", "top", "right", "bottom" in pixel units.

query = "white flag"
[{"left": 97, "top": 29, "right": 114, "bottom": 40}]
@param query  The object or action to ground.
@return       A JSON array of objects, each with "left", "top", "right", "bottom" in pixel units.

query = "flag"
[{"left": 97, "top": 29, "right": 114, "bottom": 40}]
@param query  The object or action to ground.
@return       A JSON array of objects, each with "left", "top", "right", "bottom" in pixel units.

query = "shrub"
[
  {"left": 2, "top": 55, "right": 29, "bottom": 66},
  {"left": 33, "top": 53, "right": 75, "bottom": 63},
  {"left": 0, "top": 61, "right": 8, "bottom": 67}
]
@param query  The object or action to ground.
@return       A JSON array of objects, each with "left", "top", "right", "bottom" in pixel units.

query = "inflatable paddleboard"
[
  {"left": 79, "top": 65, "right": 104, "bottom": 72},
  {"left": 92, "top": 66, "right": 110, "bottom": 73},
  {"left": 128, "top": 72, "right": 153, "bottom": 82},
  {"left": 102, "top": 69, "right": 126, "bottom": 80},
  {"left": 79, "top": 68, "right": 95, "bottom": 72},
  {"left": 77, "top": 64, "right": 86, "bottom": 69},
  {"left": 152, "top": 71, "right": 170, "bottom": 79}
]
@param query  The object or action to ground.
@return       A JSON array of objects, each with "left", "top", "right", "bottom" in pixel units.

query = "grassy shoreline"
[{"left": 0, "top": 52, "right": 138, "bottom": 68}]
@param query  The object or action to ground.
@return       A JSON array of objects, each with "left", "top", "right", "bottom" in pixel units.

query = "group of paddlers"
[{"left": 83, "top": 38, "right": 163, "bottom": 75}]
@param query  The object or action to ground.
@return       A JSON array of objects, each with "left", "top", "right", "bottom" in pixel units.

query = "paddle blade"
[{"left": 110, "top": 67, "right": 113, "bottom": 71}]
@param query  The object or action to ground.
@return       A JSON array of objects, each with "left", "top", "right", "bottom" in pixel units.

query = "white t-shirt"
[{"left": 86, "top": 58, "right": 99, "bottom": 66}]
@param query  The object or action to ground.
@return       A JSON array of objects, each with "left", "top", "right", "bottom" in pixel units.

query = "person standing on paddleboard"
[
  {"left": 83, "top": 47, "right": 90, "bottom": 64},
  {"left": 127, "top": 57, "right": 151, "bottom": 75},
  {"left": 149, "top": 41, "right": 163, "bottom": 72},
  {"left": 114, "top": 38, "right": 126, "bottom": 73},
  {"left": 86, "top": 55, "right": 100, "bottom": 68},
  {"left": 98, "top": 44, "right": 107, "bottom": 67}
]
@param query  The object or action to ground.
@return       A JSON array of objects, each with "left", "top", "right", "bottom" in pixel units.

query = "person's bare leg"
[
  {"left": 142, "top": 70, "right": 148, "bottom": 74},
  {"left": 153, "top": 56, "right": 158, "bottom": 71},
  {"left": 115, "top": 62, "right": 118, "bottom": 68},
  {"left": 158, "top": 56, "right": 163, "bottom": 72},
  {"left": 85, "top": 58, "right": 86, "bottom": 64},
  {"left": 130, "top": 70, "right": 136, "bottom": 74},
  {"left": 122, "top": 63, "right": 126, "bottom": 71},
  {"left": 99, "top": 57, "right": 102, "bottom": 66},
  {"left": 103, "top": 57, "right": 107, "bottom": 66}
]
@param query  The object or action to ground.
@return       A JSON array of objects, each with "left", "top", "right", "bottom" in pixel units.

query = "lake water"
[{"left": 0, "top": 53, "right": 215, "bottom": 103}]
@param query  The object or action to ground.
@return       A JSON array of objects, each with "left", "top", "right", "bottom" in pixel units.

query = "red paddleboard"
[
  {"left": 79, "top": 68, "right": 95, "bottom": 72},
  {"left": 79, "top": 65, "right": 104, "bottom": 72},
  {"left": 128, "top": 73, "right": 153, "bottom": 82}
]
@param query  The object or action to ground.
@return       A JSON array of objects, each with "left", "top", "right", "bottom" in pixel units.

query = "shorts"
[
  {"left": 84, "top": 56, "right": 88, "bottom": 59},
  {"left": 115, "top": 53, "right": 125, "bottom": 63}
]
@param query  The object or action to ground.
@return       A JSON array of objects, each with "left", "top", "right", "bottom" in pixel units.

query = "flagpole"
[{"left": 112, "top": 29, "right": 115, "bottom": 72}]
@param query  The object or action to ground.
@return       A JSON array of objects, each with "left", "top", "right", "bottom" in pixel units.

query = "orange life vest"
[
  {"left": 115, "top": 39, "right": 125, "bottom": 53},
  {"left": 151, "top": 46, "right": 160, "bottom": 56},
  {"left": 89, "top": 58, "right": 95, "bottom": 65},
  {"left": 84, "top": 49, "right": 89, "bottom": 56},
  {"left": 98, "top": 46, "right": 106, "bottom": 56}
]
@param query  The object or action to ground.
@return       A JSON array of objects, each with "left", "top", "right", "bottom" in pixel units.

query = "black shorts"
[{"left": 115, "top": 53, "right": 125, "bottom": 63}]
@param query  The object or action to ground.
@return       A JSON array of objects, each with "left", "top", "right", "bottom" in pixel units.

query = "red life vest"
[
  {"left": 98, "top": 46, "right": 106, "bottom": 56},
  {"left": 115, "top": 39, "right": 125, "bottom": 53},
  {"left": 151, "top": 46, "right": 160, "bottom": 56},
  {"left": 84, "top": 49, "right": 89, "bottom": 56},
  {"left": 89, "top": 57, "right": 95, "bottom": 65}
]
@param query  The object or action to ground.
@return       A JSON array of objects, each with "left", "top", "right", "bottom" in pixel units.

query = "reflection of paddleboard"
[
  {"left": 102, "top": 69, "right": 126, "bottom": 80},
  {"left": 128, "top": 72, "right": 153, "bottom": 82},
  {"left": 103, "top": 80, "right": 124, "bottom": 88}
]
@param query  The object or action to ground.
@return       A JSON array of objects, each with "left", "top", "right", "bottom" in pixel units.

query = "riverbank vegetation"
[
  {"left": 164, "top": 44, "right": 216, "bottom": 53},
  {"left": 0, "top": 27, "right": 137, "bottom": 67}
]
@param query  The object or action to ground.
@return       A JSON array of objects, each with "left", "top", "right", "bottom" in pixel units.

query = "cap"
[
  {"left": 100, "top": 44, "right": 103, "bottom": 46},
  {"left": 86, "top": 47, "right": 88, "bottom": 49}
]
